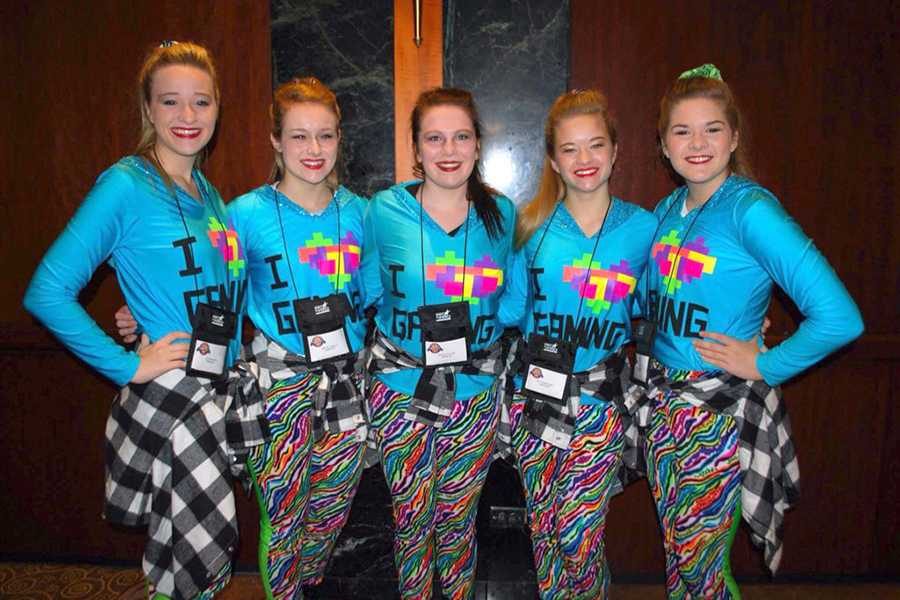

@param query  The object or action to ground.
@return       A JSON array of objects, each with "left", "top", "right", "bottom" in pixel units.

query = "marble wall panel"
[
  {"left": 271, "top": 0, "right": 395, "bottom": 197},
  {"left": 444, "top": 0, "right": 570, "bottom": 204}
]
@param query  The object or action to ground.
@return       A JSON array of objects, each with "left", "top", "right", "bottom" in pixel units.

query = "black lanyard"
[
  {"left": 530, "top": 199, "right": 612, "bottom": 321},
  {"left": 643, "top": 191, "right": 711, "bottom": 322},
  {"left": 529, "top": 198, "right": 612, "bottom": 354},
  {"left": 170, "top": 169, "right": 231, "bottom": 302},
  {"left": 418, "top": 188, "right": 471, "bottom": 306},
  {"left": 272, "top": 184, "right": 344, "bottom": 298}
]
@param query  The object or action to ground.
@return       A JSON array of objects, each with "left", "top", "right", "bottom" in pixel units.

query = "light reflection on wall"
[
  {"left": 481, "top": 144, "right": 517, "bottom": 200},
  {"left": 444, "top": 0, "right": 568, "bottom": 206}
]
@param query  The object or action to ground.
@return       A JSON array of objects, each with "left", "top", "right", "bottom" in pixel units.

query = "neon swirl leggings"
[
  {"left": 646, "top": 385, "right": 742, "bottom": 600},
  {"left": 509, "top": 396, "right": 623, "bottom": 600},
  {"left": 247, "top": 372, "right": 365, "bottom": 599},
  {"left": 367, "top": 379, "right": 499, "bottom": 600}
]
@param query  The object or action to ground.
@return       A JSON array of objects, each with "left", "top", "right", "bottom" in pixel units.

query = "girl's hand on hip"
[
  {"left": 693, "top": 330, "right": 763, "bottom": 381},
  {"left": 131, "top": 331, "right": 191, "bottom": 383}
]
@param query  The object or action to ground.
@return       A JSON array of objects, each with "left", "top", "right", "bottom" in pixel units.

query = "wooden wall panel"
[
  {"left": 0, "top": 0, "right": 270, "bottom": 565},
  {"left": 572, "top": 0, "right": 899, "bottom": 578},
  {"left": 874, "top": 362, "right": 900, "bottom": 575},
  {"left": 393, "top": 0, "right": 443, "bottom": 181}
]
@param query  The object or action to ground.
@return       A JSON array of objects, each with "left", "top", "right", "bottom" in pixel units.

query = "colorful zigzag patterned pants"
[
  {"left": 646, "top": 379, "right": 742, "bottom": 600},
  {"left": 247, "top": 372, "right": 365, "bottom": 599},
  {"left": 510, "top": 396, "right": 623, "bottom": 600},
  {"left": 368, "top": 379, "right": 499, "bottom": 600}
]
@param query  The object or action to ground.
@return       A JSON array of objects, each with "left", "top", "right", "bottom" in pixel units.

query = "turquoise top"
[
  {"left": 500, "top": 198, "right": 657, "bottom": 404},
  {"left": 24, "top": 156, "right": 248, "bottom": 385},
  {"left": 645, "top": 175, "right": 863, "bottom": 385},
  {"left": 361, "top": 182, "right": 516, "bottom": 398},
  {"left": 228, "top": 184, "right": 368, "bottom": 356}
]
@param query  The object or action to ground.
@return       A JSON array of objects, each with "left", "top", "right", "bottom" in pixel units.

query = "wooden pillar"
[{"left": 393, "top": 0, "right": 443, "bottom": 182}]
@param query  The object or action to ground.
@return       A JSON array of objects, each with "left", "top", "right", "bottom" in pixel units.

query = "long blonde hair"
[
  {"left": 515, "top": 89, "right": 617, "bottom": 248},
  {"left": 269, "top": 76, "right": 342, "bottom": 191},
  {"left": 135, "top": 42, "right": 220, "bottom": 186}
]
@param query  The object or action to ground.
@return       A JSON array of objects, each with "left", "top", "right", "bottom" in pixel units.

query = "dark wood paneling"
[
  {"left": 571, "top": 0, "right": 898, "bottom": 334},
  {"left": 0, "top": 0, "right": 270, "bottom": 566},
  {"left": 3, "top": 0, "right": 272, "bottom": 326},
  {"left": 572, "top": 0, "right": 899, "bottom": 578},
  {"left": 874, "top": 363, "right": 900, "bottom": 575}
]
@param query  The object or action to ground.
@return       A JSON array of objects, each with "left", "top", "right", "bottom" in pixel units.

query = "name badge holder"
[
  {"left": 523, "top": 333, "right": 575, "bottom": 403},
  {"left": 631, "top": 318, "right": 656, "bottom": 385},
  {"left": 186, "top": 302, "right": 237, "bottom": 379},
  {"left": 295, "top": 293, "right": 353, "bottom": 366},
  {"left": 171, "top": 178, "right": 239, "bottom": 380},
  {"left": 417, "top": 301, "right": 472, "bottom": 367}
]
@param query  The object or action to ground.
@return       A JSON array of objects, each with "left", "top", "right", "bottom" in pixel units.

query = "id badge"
[
  {"left": 186, "top": 302, "right": 237, "bottom": 379},
  {"left": 295, "top": 294, "right": 353, "bottom": 366},
  {"left": 523, "top": 334, "right": 574, "bottom": 402},
  {"left": 417, "top": 301, "right": 472, "bottom": 367},
  {"left": 631, "top": 318, "right": 656, "bottom": 385}
]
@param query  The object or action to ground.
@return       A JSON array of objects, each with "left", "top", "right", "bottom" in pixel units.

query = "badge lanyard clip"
[
  {"left": 417, "top": 188, "right": 473, "bottom": 367},
  {"left": 523, "top": 198, "right": 609, "bottom": 398},
  {"left": 632, "top": 194, "right": 711, "bottom": 384},
  {"left": 170, "top": 172, "right": 237, "bottom": 379},
  {"left": 273, "top": 185, "right": 355, "bottom": 366}
]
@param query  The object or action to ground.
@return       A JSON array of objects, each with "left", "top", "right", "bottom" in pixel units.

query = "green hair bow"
[{"left": 678, "top": 63, "right": 723, "bottom": 81}]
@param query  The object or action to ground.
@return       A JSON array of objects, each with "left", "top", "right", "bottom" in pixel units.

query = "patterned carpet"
[
  {"left": 2, "top": 563, "right": 899, "bottom": 599},
  {"left": 0, "top": 563, "right": 146, "bottom": 600}
]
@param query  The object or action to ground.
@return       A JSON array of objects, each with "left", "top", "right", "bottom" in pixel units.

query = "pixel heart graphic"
[
  {"left": 207, "top": 217, "right": 246, "bottom": 278},
  {"left": 562, "top": 255, "right": 637, "bottom": 314},
  {"left": 651, "top": 230, "right": 717, "bottom": 294},
  {"left": 425, "top": 251, "right": 504, "bottom": 305},
  {"left": 298, "top": 231, "right": 361, "bottom": 289}
]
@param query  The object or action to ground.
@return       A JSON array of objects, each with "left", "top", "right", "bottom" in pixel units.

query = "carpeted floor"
[{"left": 1, "top": 563, "right": 899, "bottom": 599}]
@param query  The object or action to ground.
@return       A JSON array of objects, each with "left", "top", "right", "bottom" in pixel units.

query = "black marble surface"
[
  {"left": 306, "top": 461, "right": 539, "bottom": 599},
  {"left": 444, "top": 0, "right": 570, "bottom": 205},
  {"left": 271, "top": 0, "right": 395, "bottom": 197}
]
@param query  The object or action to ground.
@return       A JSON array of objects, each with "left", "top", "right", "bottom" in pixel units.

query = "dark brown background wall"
[
  {"left": 0, "top": 1, "right": 271, "bottom": 564},
  {"left": 571, "top": 0, "right": 899, "bottom": 578}
]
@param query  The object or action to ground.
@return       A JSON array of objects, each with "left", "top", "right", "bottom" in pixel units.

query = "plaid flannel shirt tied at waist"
[
  {"left": 104, "top": 363, "right": 269, "bottom": 600},
  {"left": 248, "top": 331, "right": 367, "bottom": 440},
  {"left": 368, "top": 328, "right": 505, "bottom": 428},
  {"left": 511, "top": 346, "right": 631, "bottom": 451}
]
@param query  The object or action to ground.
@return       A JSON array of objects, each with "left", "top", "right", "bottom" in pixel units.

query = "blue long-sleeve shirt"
[
  {"left": 361, "top": 182, "right": 516, "bottom": 398},
  {"left": 23, "top": 156, "right": 248, "bottom": 386},
  {"left": 500, "top": 199, "right": 657, "bottom": 403},
  {"left": 644, "top": 175, "right": 863, "bottom": 385},
  {"left": 228, "top": 184, "right": 368, "bottom": 356}
]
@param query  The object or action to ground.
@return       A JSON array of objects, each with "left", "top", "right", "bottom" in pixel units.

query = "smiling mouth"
[
  {"left": 574, "top": 167, "right": 599, "bottom": 178},
  {"left": 302, "top": 159, "right": 325, "bottom": 170},
  {"left": 172, "top": 127, "right": 201, "bottom": 139},
  {"left": 685, "top": 155, "right": 713, "bottom": 164},
  {"left": 436, "top": 161, "right": 462, "bottom": 172}
]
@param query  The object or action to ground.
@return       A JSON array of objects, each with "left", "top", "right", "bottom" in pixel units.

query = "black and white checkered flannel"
[
  {"left": 104, "top": 364, "right": 268, "bottom": 599},
  {"left": 638, "top": 364, "right": 800, "bottom": 573},
  {"left": 367, "top": 329, "right": 507, "bottom": 429},
  {"left": 248, "top": 332, "right": 367, "bottom": 441}
]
